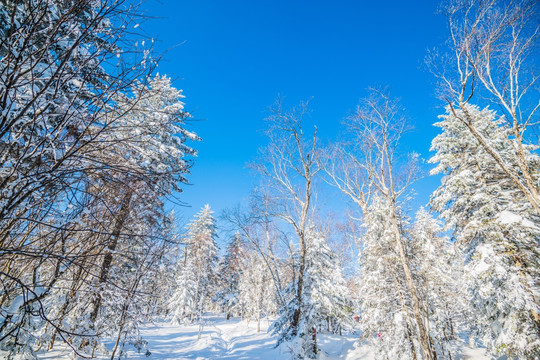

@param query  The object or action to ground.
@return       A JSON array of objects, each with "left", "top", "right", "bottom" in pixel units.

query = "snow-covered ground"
[{"left": 39, "top": 315, "right": 495, "bottom": 360}]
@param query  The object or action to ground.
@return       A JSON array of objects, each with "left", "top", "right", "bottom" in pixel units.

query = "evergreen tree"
[
  {"left": 430, "top": 104, "right": 540, "bottom": 359},
  {"left": 216, "top": 232, "right": 246, "bottom": 320},
  {"left": 410, "top": 208, "right": 466, "bottom": 359},
  {"left": 169, "top": 253, "right": 197, "bottom": 325},
  {"left": 357, "top": 198, "right": 418, "bottom": 360},
  {"left": 170, "top": 205, "right": 219, "bottom": 323},
  {"left": 304, "top": 230, "right": 352, "bottom": 336},
  {"left": 271, "top": 228, "right": 352, "bottom": 359}
]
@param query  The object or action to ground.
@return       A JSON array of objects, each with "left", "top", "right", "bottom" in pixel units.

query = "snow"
[
  {"left": 38, "top": 315, "right": 496, "bottom": 360},
  {"left": 5, "top": 294, "right": 25, "bottom": 316},
  {"left": 39, "top": 316, "right": 282, "bottom": 360},
  {"left": 317, "top": 333, "right": 374, "bottom": 360},
  {"left": 125, "top": 317, "right": 280, "bottom": 360},
  {"left": 496, "top": 210, "right": 536, "bottom": 229},
  {"left": 460, "top": 347, "right": 497, "bottom": 360}
]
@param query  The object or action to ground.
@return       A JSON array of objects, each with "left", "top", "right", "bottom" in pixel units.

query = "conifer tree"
[
  {"left": 272, "top": 228, "right": 352, "bottom": 359},
  {"left": 430, "top": 104, "right": 540, "bottom": 359},
  {"left": 169, "top": 255, "right": 198, "bottom": 325},
  {"left": 175, "top": 205, "right": 219, "bottom": 323},
  {"left": 410, "top": 208, "right": 466, "bottom": 359},
  {"left": 304, "top": 230, "right": 352, "bottom": 335},
  {"left": 216, "top": 232, "right": 246, "bottom": 320},
  {"left": 357, "top": 198, "right": 419, "bottom": 360}
]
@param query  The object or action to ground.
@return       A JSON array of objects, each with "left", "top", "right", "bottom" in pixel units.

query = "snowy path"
[
  {"left": 126, "top": 316, "right": 281, "bottom": 360},
  {"left": 122, "top": 316, "right": 371, "bottom": 360},
  {"left": 38, "top": 315, "right": 494, "bottom": 360},
  {"left": 38, "top": 316, "right": 369, "bottom": 359}
]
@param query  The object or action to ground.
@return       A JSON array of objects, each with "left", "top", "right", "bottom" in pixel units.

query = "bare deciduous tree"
[
  {"left": 250, "top": 98, "right": 321, "bottom": 351},
  {"left": 428, "top": 0, "right": 540, "bottom": 213},
  {"left": 325, "top": 89, "right": 436, "bottom": 360}
]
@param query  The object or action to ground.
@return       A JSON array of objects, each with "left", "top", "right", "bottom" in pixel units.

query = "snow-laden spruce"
[
  {"left": 169, "top": 255, "right": 198, "bottom": 325},
  {"left": 410, "top": 208, "right": 468, "bottom": 359},
  {"left": 169, "top": 205, "right": 219, "bottom": 325},
  {"left": 271, "top": 228, "right": 353, "bottom": 359},
  {"left": 430, "top": 103, "right": 540, "bottom": 359},
  {"left": 357, "top": 197, "right": 418, "bottom": 360},
  {"left": 215, "top": 232, "right": 246, "bottom": 320},
  {"left": 357, "top": 197, "right": 466, "bottom": 360}
]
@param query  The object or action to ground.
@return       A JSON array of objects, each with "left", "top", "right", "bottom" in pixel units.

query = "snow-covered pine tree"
[
  {"left": 304, "top": 229, "right": 352, "bottom": 336},
  {"left": 172, "top": 205, "right": 219, "bottom": 323},
  {"left": 216, "top": 232, "right": 246, "bottom": 320},
  {"left": 109, "top": 75, "right": 198, "bottom": 196},
  {"left": 169, "top": 254, "right": 198, "bottom": 325},
  {"left": 271, "top": 227, "right": 352, "bottom": 359},
  {"left": 357, "top": 197, "right": 419, "bottom": 360},
  {"left": 410, "top": 207, "right": 467, "bottom": 359},
  {"left": 168, "top": 215, "right": 197, "bottom": 326},
  {"left": 430, "top": 103, "right": 540, "bottom": 359}
]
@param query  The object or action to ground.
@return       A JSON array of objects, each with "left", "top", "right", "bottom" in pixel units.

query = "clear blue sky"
[{"left": 140, "top": 0, "right": 448, "bottom": 228}]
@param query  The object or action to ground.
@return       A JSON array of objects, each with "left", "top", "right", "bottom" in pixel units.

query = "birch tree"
[
  {"left": 429, "top": 0, "right": 540, "bottom": 214},
  {"left": 251, "top": 99, "right": 322, "bottom": 358},
  {"left": 325, "top": 89, "right": 438, "bottom": 360}
]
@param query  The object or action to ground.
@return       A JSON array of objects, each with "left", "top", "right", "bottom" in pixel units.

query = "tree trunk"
[
  {"left": 110, "top": 305, "right": 128, "bottom": 360},
  {"left": 451, "top": 102, "right": 540, "bottom": 214},
  {"left": 407, "top": 322, "right": 418, "bottom": 360},
  {"left": 389, "top": 201, "right": 435, "bottom": 360},
  {"left": 291, "top": 236, "right": 306, "bottom": 335},
  {"left": 89, "top": 190, "right": 133, "bottom": 326},
  {"left": 312, "top": 327, "right": 317, "bottom": 356}
]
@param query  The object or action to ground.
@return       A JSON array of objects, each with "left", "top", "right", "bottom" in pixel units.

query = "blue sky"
[{"left": 140, "top": 0, "right": 449, "bottom": 229}]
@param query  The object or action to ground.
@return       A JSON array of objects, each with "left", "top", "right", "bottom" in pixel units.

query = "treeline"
[{"left": 0, "top": 1, "right": 539, "bottom": 360}]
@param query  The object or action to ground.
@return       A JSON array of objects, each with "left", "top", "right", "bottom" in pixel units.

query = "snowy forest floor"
[{"left": 38, "top": 314, "right": 496, "bottom": 360}]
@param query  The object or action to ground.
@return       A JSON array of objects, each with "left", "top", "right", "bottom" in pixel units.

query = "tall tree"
[
  {"left": 216, "top": 232, "right": 247, "bottom": 320},
  {"left": 410, "top": 208, "right": 466, "bottom": 360},
  {"left": 180, "top": 205, "right": 219, "bottom": 323},
  {"left": 0, "top": 1, "right": 198, "bottom": 356},
  {"left": 356, "top": 197, "right": 420, "bottom": 360},
  {"left": 427, "top": 1, "right": 539, "bottom": 357},
  {"left": 325, "top": 89, "right": 437, "bottom": 359},
  {"left": 430, "top": 103, "right": 540, "bottom": 359},
  {"left": 251, "top": 99, "right": 321, "bottom": 357},
  {"left": 429, "top": 0, "right": 540, "bottom": 213}
]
